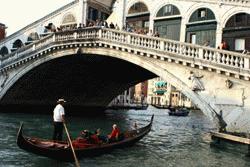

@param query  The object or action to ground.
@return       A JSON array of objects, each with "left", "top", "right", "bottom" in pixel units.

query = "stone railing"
[
  {"left": 220, "top": 0, "right": 250, "bottom": 4},
  {"left": 219, "top": 0, "right": 250, "bottom": 7},
  {"left": 1, "top": 27, "right": 250, "bottom": 79},
  {"left": 0, "top": 33, "right": 54, "bottom": 67},
  {"left": 100, "top": 28, "right": 250, "bottom": 73},
  {"left": 178, "top": 0, "right": 250, "bottom": 6}
]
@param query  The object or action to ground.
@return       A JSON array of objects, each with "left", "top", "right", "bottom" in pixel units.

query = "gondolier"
[{"left": 53, "top": 98, "right": 66, "bottom": 141}]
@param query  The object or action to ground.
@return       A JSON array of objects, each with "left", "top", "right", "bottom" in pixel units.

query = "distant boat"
[
  {"left": 16, "top": 115, "right": 154, "bottom": 162},
  {"left": 151, "top": 104, "right": 169, "bottom": 109},
  {"left": 107, "top": 103, "right": 148, "bottom": 110},
  {"left": 168, "top": 108, "right": 190, "bottom": 116}
]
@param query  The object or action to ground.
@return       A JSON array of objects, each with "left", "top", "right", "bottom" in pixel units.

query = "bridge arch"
[{"left": 0, "top": 46, "right": 215, "bottom": 121}]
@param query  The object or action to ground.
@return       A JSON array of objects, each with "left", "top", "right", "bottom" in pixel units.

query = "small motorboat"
[
  {"left": 168, "top": 108, "right": 189, "bottom": 116},
  {"left": 152, "top": 104, "right": 169, "bottom": 109},
  {"left": 16, "top": 115, "right": 154, "bottom": 162}
]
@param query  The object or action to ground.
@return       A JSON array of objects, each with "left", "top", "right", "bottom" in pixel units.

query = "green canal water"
[{"left": 0, "top": 106, "right": 249, "bottom": 167}]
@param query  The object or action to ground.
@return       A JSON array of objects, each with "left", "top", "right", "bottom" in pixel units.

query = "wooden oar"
[{"left": 63, "top": 123, "right": 80, "bottom": 167}]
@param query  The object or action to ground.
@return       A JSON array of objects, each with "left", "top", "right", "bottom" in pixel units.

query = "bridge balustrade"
[
  {"left": 181, "top": 0, "right": 250, "bottom": 6},
  {"left": 220, "top": 0, "right": 250, "bottom": 4},
  {"left": 0, "top": 27, "right": 249, "bottom": 79}
]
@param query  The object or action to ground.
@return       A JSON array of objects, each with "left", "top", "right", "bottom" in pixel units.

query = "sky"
[{"left": 0, "top": 0, "right": 73, "bottom": 36}]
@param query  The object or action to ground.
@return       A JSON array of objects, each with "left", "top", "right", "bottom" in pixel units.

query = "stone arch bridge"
[{"left": 0, "top": 28, "right": 250, "bottom": 132}]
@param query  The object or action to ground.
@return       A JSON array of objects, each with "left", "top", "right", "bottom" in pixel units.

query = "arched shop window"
[
  {"left": 128, "top": 2, "right": 148, "bottom": 15},
  {"left": 225, "top": 13, "right": 250, "bottom": 27},
  {"left": 126, "top": 2, "right": 149, "bottom": 32},
  {"left": 189, "top": 8, "right": 215, "bottom": 22},
  {"left": 154, "top": 4, "right": 181, "bottom": 40},
  {"left": 186, "top": 8, "right": 216, "bottom": 47},
  {"left": 223, "top": 13, "right": 250, "bottom": 52},
  {"left": 27, "top": 32, "right": 39, "bottom": 42},
  {"left": 61, "top": 13, "right": 77, "bottom": 30},
  {"left": 62, "top": 14, "right": 76, "bottom": 25},
  {"left": 12, "top": 39, "right": 23, "bottom": 48},
  {"left": 156, "top": 4, "right": 180, "bottom": 17},
  {"left": 0, "top": 46, "right": 8, "bottom": 56}
]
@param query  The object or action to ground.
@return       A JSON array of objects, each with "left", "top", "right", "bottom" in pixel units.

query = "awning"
[
  {"left": 154, "top": 90, "right": 166, "bottom": 94},
  {"left": 155, "top": 81, "right": 167, "bottom": 87}
]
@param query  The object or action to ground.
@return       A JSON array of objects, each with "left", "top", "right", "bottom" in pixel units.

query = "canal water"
[{"left": 0, "top": 105, "right": 249, "bottom": 167}]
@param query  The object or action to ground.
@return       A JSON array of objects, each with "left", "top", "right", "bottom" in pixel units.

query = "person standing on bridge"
[{"left": 52, "top": 98, "right": 66, "bottom": 141}]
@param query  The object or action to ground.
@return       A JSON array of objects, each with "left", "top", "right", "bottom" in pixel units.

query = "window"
[
  {"left": 198, "top": 9, "right": 206, "bottom": 18},
  {"left": 62, "top": 14, "right": 76, "bottom": 25},
  {"left": 144, "top": 21, "right": 149, "bottom": 28},
  {"left": 191, "top": 34, "right": 196, "bottom": 44},
  {"left": 235, "top": 13, "right": 245, "bottom": 23},
  {"left": 128, "top": 2, "right": 148, "bottom": 14},
  {"left": 235, "top": 39, "right": 245, "bottom": 51},
  {"left": 164, "top": 5, "right": 172, "bottom": 15},
  {"left": 156, "top": 5, "right": 180, "bottom": 17},
  {"left": 0, "top": 46, "right": 8, "bottom": 56}
]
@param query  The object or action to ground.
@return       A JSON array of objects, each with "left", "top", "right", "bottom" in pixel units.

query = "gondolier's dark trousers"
[{"left": 53, "top": 122, "right": 63, "bottom": 141}]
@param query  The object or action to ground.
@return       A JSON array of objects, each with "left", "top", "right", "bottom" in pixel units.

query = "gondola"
[{"left": 16, "top": 115, "right": 154, "bottom": 162}]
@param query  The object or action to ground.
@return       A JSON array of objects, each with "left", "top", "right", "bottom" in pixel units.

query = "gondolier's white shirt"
[{"left": 53, "top": 104, "right": 65, "bottom": 122}]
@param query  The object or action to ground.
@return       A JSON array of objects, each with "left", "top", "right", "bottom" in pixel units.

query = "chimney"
[{"left": 0, "top": 23, "right": 7, "bottom": 40}]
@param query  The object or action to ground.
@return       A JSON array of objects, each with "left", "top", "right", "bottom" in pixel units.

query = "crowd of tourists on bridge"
[
  {"left": 44, "top": 19, "right": 120, "bottom": 33},
  {"left": 44, "top": 19, "right": 160, "bottom": 38}
]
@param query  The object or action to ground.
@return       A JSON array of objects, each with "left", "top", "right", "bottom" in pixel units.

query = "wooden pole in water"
[{"left": 63, "top": 123, "right": 80, "bottom": 167}]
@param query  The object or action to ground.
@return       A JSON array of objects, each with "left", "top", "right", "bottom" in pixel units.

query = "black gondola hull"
[{"left": 17, "top": 115, "right": 154, "bottom": 162}]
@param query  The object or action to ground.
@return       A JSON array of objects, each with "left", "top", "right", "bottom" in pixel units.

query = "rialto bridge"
[{"left": 0, "top": 0, "right": 250, "bottom": 132}]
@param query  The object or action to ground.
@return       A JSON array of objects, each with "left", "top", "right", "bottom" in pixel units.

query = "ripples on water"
[{"left": 0, "top": 106, "right": 249, "bottom": 167}]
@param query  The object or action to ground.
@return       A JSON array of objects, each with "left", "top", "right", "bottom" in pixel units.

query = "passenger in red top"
[
  {"left": 108, "top": 124, "right": 120, "bottom": 142},
  {"left": 89, "top": 133, "right": 101, "bottom": 144},
  {"left": 72, "top": 130, "right": 91, "bottom": 149}
]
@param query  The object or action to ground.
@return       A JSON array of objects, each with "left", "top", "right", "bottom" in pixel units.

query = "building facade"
[
  {"left": 147, "top": 77, "right": 193, "bottom": 108},
  {"left": 108, "top": 87, "right": 134, "bottom": 106},
  {"left": 133, "top": 81, "right": 148, "bottom": 104},
  {"left": 108, "top": 81, "right": 147, "bottom": 107}
]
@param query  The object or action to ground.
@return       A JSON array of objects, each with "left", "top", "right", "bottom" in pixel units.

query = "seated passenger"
[
  {"left": 80, "top": 130, "right": 91, "bottom": 139},
  {"left": 89, "top": 131, "right": 101, "bottom": 144},
  {"left": 72, "top": 130, "right": 92, "bottom": 149},
  {"left": 95, "top": 128, "right": 108, "bottom": 143},
  {"left": 108, "top": 124, "right": 120, "bottom": 142}
]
